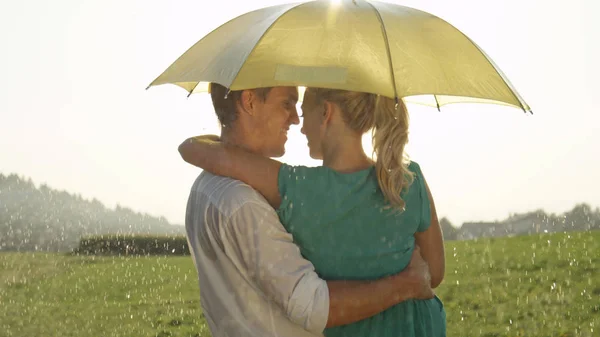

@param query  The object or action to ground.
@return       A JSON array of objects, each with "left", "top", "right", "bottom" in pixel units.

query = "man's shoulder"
[{"left": 193, "top": 172, "right": 270, "bottom": 215}]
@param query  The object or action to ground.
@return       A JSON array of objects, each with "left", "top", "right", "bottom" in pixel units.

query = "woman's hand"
[{"left": 189, "top": 134, "right": 221, "bottom": 143}]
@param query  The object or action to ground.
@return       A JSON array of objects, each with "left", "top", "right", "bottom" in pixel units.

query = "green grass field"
[{"left": 1, "top": 231, "right": 598, "bottom": 337}]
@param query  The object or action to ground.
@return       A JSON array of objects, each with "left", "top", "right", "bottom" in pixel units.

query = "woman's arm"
[
  {"left": 414, "top": 177, "right": 445, "bottom": 288},
  {"left": 178, "top": 135, "right": 282, "bottom": 208}
]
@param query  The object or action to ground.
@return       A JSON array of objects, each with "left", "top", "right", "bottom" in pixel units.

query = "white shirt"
[{"left": 185, "top": 172, "right": 329, "bottom": 337}]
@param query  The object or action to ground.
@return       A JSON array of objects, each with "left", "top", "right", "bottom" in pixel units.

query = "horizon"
[
  {"left": 1, "top": 0, "right": 598, "bottom": 227},
  {"left": 2, "top": 170, "right": 597, "bottom": 228}
]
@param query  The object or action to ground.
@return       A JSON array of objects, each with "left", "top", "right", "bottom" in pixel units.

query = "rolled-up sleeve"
[{"left": 222, "top": 201, "right": 329, "bottom": 334}]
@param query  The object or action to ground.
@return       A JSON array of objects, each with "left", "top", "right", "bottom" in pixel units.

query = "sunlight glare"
[{"left": 298, "top": 86, "right": 306, "bottom": 102}]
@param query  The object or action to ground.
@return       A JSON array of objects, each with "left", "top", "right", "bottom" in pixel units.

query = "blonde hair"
[{"left": 308, "top": 88, "right": 414, "bottom": 211}]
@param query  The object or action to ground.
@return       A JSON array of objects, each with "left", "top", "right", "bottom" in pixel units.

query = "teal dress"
[{"left": 277, "top": 162, "right": 446, "bottom": 337}]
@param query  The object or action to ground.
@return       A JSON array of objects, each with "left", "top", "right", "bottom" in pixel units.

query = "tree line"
[
  {"left": 1, "top": 172, "right": 598, "bottom": 252},
  {"left": 0, "top": 173, "right": 184, "bottom": 252},
  {"left": 440, "top": 203, "right": 600, "bottom": 241}
]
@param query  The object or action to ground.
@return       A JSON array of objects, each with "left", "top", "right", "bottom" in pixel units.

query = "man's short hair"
[{"left": 210, "top": 83, "right": 273, "bottom": 127}]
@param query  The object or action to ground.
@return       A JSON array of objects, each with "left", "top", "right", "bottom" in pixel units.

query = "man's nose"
[{"left": 289, "top": 107, "right": 300, "bottom": 125}]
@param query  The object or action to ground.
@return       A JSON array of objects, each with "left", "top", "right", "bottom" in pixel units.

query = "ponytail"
[
  {"left": 372, "top": 96, "right": 414, "bottom": 211},
  {"left": 309, "top": 88, "right": 414, "bottom": 211}
]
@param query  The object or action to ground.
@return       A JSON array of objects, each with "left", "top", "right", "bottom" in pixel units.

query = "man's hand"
[
  {"left": 325, "top": 245, "right": 435, "bottom": 328},
  {"left": 394, "top": 246, "right": 434, "bottom": 300}
]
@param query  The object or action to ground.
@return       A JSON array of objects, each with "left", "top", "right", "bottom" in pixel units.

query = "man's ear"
[
  {"left": 322, "top": 101, "right": 335, "bottom": 126},
  {"left": 239, "top": 90, "right": 256, "bottom": 116}
]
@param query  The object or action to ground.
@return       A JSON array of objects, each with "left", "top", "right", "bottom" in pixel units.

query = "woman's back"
[{"left": 277, "top": 161, "right": 446, "bottom": 337}]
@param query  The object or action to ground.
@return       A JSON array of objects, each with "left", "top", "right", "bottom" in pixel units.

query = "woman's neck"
[{"left": 322, "top": 133, "right": 373, "bottom": 173}]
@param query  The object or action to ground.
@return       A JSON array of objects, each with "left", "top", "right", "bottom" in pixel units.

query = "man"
[{"left": 183, "top": 83, "right": 434, "bottom": 337}]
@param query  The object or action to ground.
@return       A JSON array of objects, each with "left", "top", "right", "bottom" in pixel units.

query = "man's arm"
[
  {"left": 223, "top": 200, "right": 433, "bottom": 334},
  {"left": 326, "top": 246, "right": 433, "bottom": 327}
]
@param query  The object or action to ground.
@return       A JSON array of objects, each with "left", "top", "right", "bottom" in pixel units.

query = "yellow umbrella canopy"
[{"left": 148, "top": 0, "right": 530, "bottom": 112}]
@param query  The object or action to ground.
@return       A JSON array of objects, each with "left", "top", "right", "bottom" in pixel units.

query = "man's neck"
[{"left": 220, "top": 127, "right": 263, "bottom": 156}]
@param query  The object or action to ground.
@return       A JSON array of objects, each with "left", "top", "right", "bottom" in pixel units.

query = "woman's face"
[{"left": 300, "top": 89, "right": 325, "bottom": 160}]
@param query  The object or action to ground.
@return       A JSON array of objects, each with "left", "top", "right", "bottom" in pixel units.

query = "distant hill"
[{"left": 0, "top": 173, "right": 184, "bottom": 252}]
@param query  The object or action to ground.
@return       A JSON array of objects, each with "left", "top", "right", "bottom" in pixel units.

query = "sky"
[{"left": 0, "top": 0, "right": 598, "bottom": 227}]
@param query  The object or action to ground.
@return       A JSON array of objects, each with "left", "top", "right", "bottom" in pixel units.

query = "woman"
[{"left": 179, "top": 88, "right": 446, "bottom": 337}]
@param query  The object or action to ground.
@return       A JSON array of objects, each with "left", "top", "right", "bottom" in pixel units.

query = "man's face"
[{"left": 252, "top": 86, "right": 299, "bottom": 157}]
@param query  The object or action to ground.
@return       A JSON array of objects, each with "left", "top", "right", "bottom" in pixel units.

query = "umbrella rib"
[
  {"left": 434, "top": 95, "right": 441, "bottom": 112},
  {"left": 187, "top": 82, "right": 200, "bottom": 98},
  {"left": 225, "top": 1, "right": 310, "bottom": 94},
  {"left": 469, "top": 39, "right": 531, "bottom": 114},
  {"left": 452, "top": 30, "right": 531, "bottom": 113},
  {"left": 364, "top": 1, "right": 399, "bottom": 104}
]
